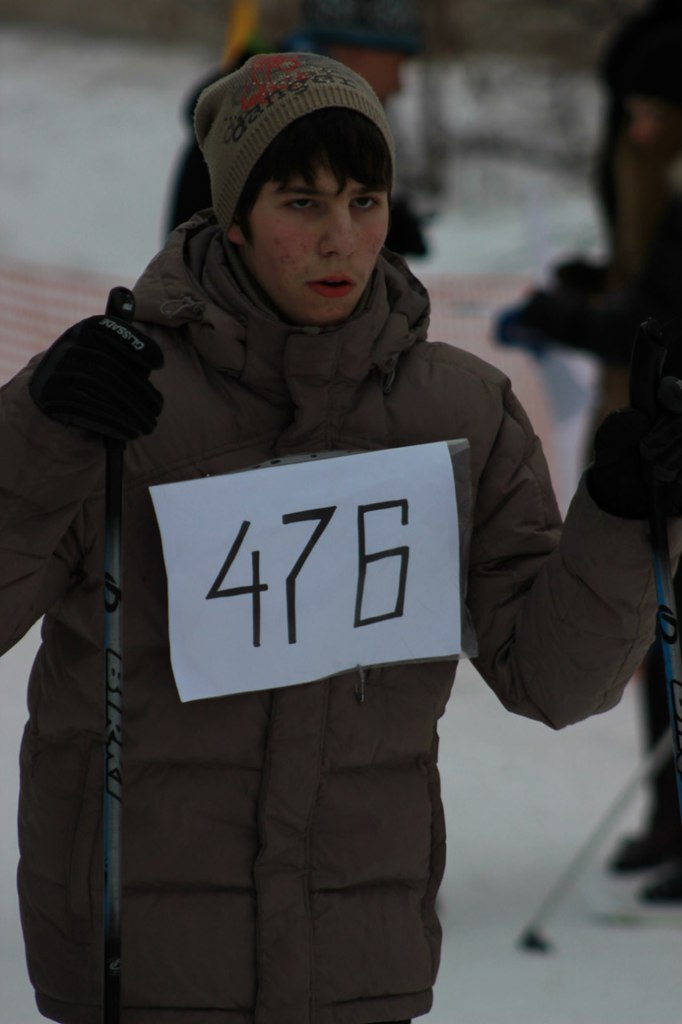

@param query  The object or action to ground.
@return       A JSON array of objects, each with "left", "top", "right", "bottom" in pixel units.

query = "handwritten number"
[
  {"left": 354, "top": 500, "right": 410, "bottom": 627},
  {"left": 206, "top": 499, "right": 410, "bottom": 646},
  {"left": 282, "top": 506, "right": 336, "bottom": 643},
  {"left": 206, "top": 520, "right": 269, "bottom": 647}
]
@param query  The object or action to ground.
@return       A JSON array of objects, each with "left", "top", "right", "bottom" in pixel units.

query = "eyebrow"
[{"left": 273, "top": 182, "right": 384, "bottom": 197}]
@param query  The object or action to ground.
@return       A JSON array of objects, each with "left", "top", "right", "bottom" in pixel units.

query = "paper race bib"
[{"left": 150, "top": 441, "right": 465, "bottom": 701}]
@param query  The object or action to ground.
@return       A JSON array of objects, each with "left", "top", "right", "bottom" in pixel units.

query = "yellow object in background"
[{"left": 220, "top": 0, "right": 262, "bottom": 69}]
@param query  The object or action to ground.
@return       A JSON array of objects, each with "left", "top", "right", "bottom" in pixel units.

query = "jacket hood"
[{"left": 133, "top": 211, "right": 431, "bottom": 397}]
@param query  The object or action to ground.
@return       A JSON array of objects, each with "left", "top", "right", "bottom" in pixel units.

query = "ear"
[{"left": 227, "top": 222, "right": 246, "bottom": 246}]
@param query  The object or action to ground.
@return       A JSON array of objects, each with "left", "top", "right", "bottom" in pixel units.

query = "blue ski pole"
[
  {"left": 516, "top": 319, "right": 682, "bottom": 956},
  {"left": 629, "top": 317, "right": 682, "bottom": 822}
]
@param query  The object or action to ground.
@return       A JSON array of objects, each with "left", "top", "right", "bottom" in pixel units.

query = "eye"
[
  {"left": 352, "top": 196, "right": 378, "bottom": 210},
  {"left": 289, "top": 197, "right": 314, "bottom": 210}
]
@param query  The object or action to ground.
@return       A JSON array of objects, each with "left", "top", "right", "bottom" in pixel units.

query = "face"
[
  {"left": 625, "top": 96, "right": 674, "bottom": 146},
  {"left": 327, "top": 45, "right": 407, "bottom": 103},
  {"left": 227, "top": 167, "right": 390, "bottom": 327}
]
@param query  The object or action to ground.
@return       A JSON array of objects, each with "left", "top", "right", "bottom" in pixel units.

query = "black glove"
[
  {"left": 386, "top": 195, "right": 429, "bottom": 257},
  {"left": 587, "top": 319, "right": 682, "bottom": 519},
  {"left": 553, "top": 257, "right": 608, "bottom": 295},
  {"left": 29, "top": 314, "right": 164, "bottom": 442},
  {"left": 515, "top": 288, "right": 585, "bottom": 344}
]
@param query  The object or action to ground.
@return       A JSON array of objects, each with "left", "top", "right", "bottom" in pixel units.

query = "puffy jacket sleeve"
[
  {"left": 0, "top": 361, "right": 103, "bottom": 654},
  {"left": 467, "top": 381, "right": 678, "bottom": 729}
]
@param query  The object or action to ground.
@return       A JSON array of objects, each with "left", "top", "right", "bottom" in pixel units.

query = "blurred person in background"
[
  {"left": 164, "top": 0, "right": 430, "bottom": 257},
  {"left": 583, "top": 0, "right": 681, "bottom": 278},
  {"left": 494, "top": 11, "right": 682, "bottom": 904}
]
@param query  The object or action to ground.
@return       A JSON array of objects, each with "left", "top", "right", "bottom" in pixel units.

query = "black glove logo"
[{"left": 98, "top": 317, "right": 146, "bottom": 350}]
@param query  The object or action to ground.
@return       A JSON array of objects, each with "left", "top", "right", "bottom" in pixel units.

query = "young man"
[{"left": 3, "top": 52, "right": 682, "bottom": 1024}]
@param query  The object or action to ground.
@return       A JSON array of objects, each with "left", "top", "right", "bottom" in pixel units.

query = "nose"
[{"left": 319, "top": 207, "right": 356, "bottom": 257}]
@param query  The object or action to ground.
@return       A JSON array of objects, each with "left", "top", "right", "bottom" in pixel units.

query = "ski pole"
[
  {"left": 517, "top": 727, "right": 672, "bottom": 953},
  {"left": 518, "top": 318, "right": 682, "bottom": 955},
  {"left": 629, "top": 318, "right": 682, "bottom": 824},
  {"left": 102, "top": 285, "right": 134, "bottom": 1023},
  {"left": 647, "top": 502, "right": 682, "bottom": 821}
]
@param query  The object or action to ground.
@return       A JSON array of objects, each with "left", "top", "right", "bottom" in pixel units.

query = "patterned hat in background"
[{"left": 291, "top": 0, "right": 422, "bottom": 55}]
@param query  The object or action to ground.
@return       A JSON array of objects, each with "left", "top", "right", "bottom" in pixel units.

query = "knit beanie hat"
[
  {"left": 194, "top": 52, "right": 395, "bottom": 231},
  {"left": 288, "top": 0, "right": 422, "bottom": 55}
]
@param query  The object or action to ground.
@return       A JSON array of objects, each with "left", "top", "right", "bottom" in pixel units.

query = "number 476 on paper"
[{"left": 150, "top": 443, "right": 463, "bottom": 701}]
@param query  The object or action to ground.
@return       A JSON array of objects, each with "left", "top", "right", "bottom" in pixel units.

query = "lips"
[{"left": 308, "top": 277, "right": 354, "bottom": 298}]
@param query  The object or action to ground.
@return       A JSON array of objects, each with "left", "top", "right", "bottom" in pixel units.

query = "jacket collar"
[{"left": 133, "top": 211, "right": 430, "bottom": 401}]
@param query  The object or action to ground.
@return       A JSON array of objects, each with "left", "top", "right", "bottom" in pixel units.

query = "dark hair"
[{"left": 234, "top": 107, "right": 393, "bottom": 238}]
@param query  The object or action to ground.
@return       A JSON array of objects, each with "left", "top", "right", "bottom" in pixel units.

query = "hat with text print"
[{"left": 194, "top": 51, "right": 395, "bottom": 231}]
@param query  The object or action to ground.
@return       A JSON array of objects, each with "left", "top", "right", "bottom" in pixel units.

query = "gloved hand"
[
  {"left": 494, "top": 303, "right": 553, "bottom": 359},
  {"left": 514, "top": 288, "right": 586, "bottom": 343},
  {"left": 386, "top": 194, "right": 429, "bottom": 257},
  {"left": 587, "top": 319, "right": 682, "bottom": 519},
  {"left": 29, "top": 314, "right": 164, "bottom": 442},
  {"left": 553, "top": 256, "right": 608, "bottom": 295}
]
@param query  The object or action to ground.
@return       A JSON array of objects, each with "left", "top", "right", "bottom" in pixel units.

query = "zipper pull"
[{"left": 355, "top": 666, "right": 368, "bottom": 704}]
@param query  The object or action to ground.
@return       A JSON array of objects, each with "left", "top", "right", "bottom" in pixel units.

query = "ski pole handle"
[
  {"left": 629, "top": 318, "right": 666, "bottom": 420},
  {"left": 103, "top": 285, "right": 134, "bottom": 1023},
  {"left": 103, "top": 287, "right": 135, "bottom": 453},
  {"left": 105, "top": 286, "right": 135, "bottom": 324}
]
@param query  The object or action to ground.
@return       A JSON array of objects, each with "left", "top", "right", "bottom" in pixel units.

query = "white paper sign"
[{"left": 150, "top": 442, "right": 462, "bottom": 701}]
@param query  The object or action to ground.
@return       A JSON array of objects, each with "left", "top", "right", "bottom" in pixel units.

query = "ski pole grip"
[
  {"left": 629, "top": 317, "right": 666, "bottom": 419},
  {"left": 105, "top": 286, "right": 135, "bottom": 323},
  {"left": 103, "top": 287, "right": 136, "bottom": 453}
]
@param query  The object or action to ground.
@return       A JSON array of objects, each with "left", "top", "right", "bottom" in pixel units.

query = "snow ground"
[{"left": 1, "top": 25, "right": 680, "bottom": 1024}]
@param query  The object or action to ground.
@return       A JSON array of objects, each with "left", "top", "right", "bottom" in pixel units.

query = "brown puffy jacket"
[{"left": 0, "top": 215, "right": 668, "bottom": 1024}]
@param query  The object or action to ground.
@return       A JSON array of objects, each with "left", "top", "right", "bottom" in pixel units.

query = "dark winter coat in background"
[{"left": 0, "top": 212, "right": 673, "bottom": 1024}]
